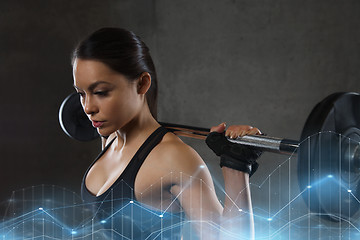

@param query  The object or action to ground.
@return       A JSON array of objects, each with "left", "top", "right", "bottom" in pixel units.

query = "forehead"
[{"left": 73, "top": 59, "right": 128, "bottom": 88}]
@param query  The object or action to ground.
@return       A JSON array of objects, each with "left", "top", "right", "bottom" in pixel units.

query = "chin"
[
  {"left": 98, "top": 123, "right": 120, "bottom": 136},
  {"left": 97, "top": 128, "right": 113, "bottom": 138}
]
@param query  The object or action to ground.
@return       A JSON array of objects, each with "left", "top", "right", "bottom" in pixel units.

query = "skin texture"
[{"left": 73, "top": 59, "right": 260, "bottom": 239}]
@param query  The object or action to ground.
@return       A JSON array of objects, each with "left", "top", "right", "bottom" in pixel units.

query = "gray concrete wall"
[{"left": 0, "top": 0, "right": 359, "bottom": 232}]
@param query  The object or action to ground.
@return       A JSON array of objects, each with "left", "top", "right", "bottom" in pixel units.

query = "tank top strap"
[{"left": 128, "top": 126, "right": 169, "bottom": 175}]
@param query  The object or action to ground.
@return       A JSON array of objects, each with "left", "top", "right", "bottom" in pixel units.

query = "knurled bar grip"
[{"left": 159, "top": 122, "right": 299, "bottom": 155}]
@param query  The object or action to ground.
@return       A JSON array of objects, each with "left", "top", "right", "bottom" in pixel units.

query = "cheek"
[
  {"left": 100, "top": 90, "right": 141, "bottom": 121},
  {"left": 103, "top": 97, "right": 134, "bottom": 119},
  {"left": 103, "top": 99, "right": 123, "bottom": 115}
]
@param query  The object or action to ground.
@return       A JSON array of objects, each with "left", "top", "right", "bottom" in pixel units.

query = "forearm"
[
  {"left": 220, "top": 167, "right": 254, "bottom": 240},
  {"left": 201, "top": 123, "right": 259, "bottom": 239}
]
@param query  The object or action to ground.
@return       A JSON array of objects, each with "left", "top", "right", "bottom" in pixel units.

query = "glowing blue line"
[{"left": 41, "top": 209, "right": 72, "bottom": 232}]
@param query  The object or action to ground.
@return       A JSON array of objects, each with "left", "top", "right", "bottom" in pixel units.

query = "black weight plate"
[
  {"left": 298, "top": 92, "right": 344, "bottom": 218},
  {"left": 298, "top": 92, "right": 360, "bottom": 221},
  {"left": 59, "top": 92, "right": 99, "bottom": 141}
]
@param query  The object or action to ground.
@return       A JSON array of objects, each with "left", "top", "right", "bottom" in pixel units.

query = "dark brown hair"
[{"left": 72, "top": 27, "right": 158, "bottom": 119}]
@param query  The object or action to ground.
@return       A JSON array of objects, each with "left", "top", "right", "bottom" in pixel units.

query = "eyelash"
[
  {"left": 76, "top": 91, "right": 108, "bottom": 97},
  {"left": 94, "top": 91, "right": 108, "bottom": 96}
]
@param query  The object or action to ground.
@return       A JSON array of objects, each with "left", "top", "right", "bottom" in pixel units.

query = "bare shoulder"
[
  {"left": 151, "top": 132, "right": 209, "bottom": 177},
  {"left": 151, "top": 132, "right": 222, "bottom": 214}
]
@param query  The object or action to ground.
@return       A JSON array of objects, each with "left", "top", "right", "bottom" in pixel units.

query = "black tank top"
[{"left": 81, "top": 126, "right": 184, "bottom": 240}]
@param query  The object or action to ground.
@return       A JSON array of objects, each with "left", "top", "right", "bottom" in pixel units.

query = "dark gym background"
[{"left": 0, "top": 0, "right": 359, "bottom": 220}]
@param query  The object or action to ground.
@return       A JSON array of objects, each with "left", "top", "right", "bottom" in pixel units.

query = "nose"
[{"left": 82, "top": 95, "right": 98, "bottom": 116}]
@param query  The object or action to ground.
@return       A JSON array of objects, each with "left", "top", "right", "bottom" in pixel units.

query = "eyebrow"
[{"left": 73, "top": 81, "right": 113, "bottom": 91}]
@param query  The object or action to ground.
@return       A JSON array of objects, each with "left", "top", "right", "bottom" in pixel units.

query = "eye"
[{"left": 94, "top": 91, "right": 108, "bottom": 97}]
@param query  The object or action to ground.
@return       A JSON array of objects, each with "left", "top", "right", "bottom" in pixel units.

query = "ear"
[{"left": 137, "top": 72, "right": 151, "bottom": 94}]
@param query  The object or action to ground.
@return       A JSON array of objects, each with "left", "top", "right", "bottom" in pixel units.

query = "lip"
[{"left": 91, "top": 120, "right": 104, "bottom": 128}]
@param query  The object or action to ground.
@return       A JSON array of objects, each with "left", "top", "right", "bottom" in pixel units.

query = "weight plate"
[
  {"left": 298, "top": 92, "right": 360, "bottom": 221},
  {"left": 59, "top": 92, "right": 99, "bottom": 141}
]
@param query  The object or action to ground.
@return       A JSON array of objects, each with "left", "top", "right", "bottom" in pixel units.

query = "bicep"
[
  {"left": 160, "top": 141, "right": 253, "bottom": 239},
  {"left": 171, "top": 172, "right": 222, "bottom": 220},
  {"left": 169, "top": 149, "right": 223, "bottom": 224}
]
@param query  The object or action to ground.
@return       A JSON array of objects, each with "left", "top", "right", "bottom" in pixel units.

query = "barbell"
[{"left": 59, "top": 91, "right": 360, "bottom": 221}]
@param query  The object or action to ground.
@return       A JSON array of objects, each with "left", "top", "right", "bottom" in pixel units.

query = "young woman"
[{"left": 72, "top": 28, "right": 261, "bottom": 240}]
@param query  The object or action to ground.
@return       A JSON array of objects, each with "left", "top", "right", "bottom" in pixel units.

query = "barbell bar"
[
  {"left": 161, "top": 121, "right": 300, "bottom": 154},
  {"left": 59, "top": 91, "right": 360, "bottom": 221}
]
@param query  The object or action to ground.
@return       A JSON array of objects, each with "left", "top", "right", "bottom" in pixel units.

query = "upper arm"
[
  {"left": 165, "top": 143, "right": 223, "bottom": 224},
  {"left": 156, "top": 138, "right": 253, "bottom": 239}
]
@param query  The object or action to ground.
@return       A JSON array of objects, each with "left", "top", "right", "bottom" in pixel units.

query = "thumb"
[{"left": 210, "top": 122, "right": 226, "bottom": 133}]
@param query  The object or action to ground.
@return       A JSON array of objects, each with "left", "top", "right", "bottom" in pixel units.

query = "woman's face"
[{"left": 73, "top": 58, "right": 143, "bottom": 136}]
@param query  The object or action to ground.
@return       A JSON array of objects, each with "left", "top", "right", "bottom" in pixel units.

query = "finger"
[
  {"left": 225, "top": 130, "right": 233, "bottom": 138},
  {"left": 238, "top": 129, "right": 247, "bottom": 137},
  {"left": 247, "top": 127, "right": 262, "bottom": 135},
  {"left": 226, "top": 125, "right": 262, "bottom": 138},
  {"left": 232, "top": 128, "right": 246, "bottom": 138},
  {"left": 226, "top": 125, "right": 249, "bottom": 138},
  {"left": 227, "top": 125, "right": 253, "bottom": 132},
  {"left": 210, "top": 122, "right": 226, "bottom": 133}
]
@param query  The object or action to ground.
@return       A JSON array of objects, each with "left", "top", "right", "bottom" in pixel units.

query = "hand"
[
  {"left": 206, "top": 123, "right": 262, "bottom": 177},
  {"left": 210, "top": 123, "right": 261, "bottom": 138}
]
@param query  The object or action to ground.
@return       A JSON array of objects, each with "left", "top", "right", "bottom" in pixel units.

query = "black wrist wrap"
[{"left": 206, "top": 131, "right": 262, "bottom": 177}]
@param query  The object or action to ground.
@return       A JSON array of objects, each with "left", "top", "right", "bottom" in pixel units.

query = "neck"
[{"left": 115, "top": 105, "right": 160, "bottom": 148}]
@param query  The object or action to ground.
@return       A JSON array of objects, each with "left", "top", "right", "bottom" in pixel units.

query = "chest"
[{"left": 85, "top": 146, "right": 181, "bottom": 212}]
